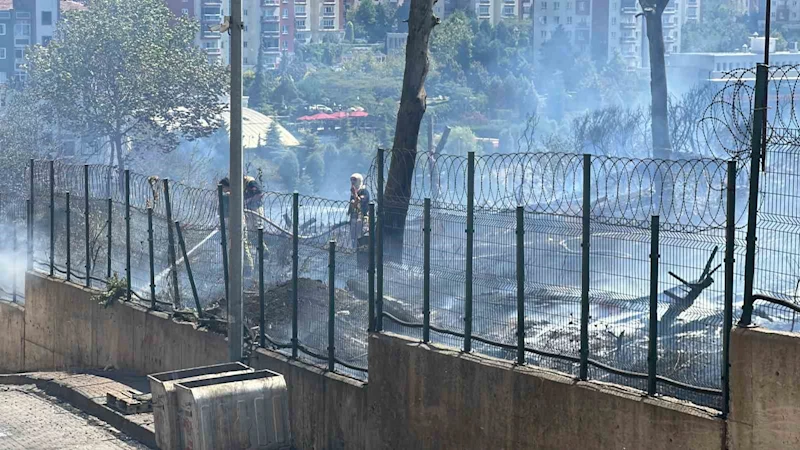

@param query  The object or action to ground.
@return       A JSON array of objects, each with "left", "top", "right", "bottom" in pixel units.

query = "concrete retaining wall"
[
  {"left": 367, "top": 332, "right": 725, "bottom": 450},
  {"left": 12, "top": 272, "right": 367, "bottom": 450},
  {"left": 23, "top": 272, "right": 228, "bottom": 373},
  {"left": 730, "top": 326, "right": 800, "bottom": 449},
  {"left": 251, "top": 348, "right": 368, "bottom": 450},
  {"left": 0, "top": 301, "right": 25, "bottom": 373},
  {"left": 11, "top": 274, "right": 800, "bottom": 449}
]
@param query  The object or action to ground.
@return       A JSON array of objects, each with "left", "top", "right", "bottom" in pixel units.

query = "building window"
[
  {"left": 15, "top": 12, "right": 30, "bottom": 19},
  {"left": 672, "top": 45, "right": 677, "bottom": 52},
  {"left": 541, "top": 30, "right": 547, "bottom": 38},
  {"left": 295, "top": 5, "right": 306, "bottom": 15},
  {"left": 554, "top": 2, "right": 560, "bottom": 9},
  {"left": 14, "top": 49, "right": 23, "bottom": 59},
  {"left": 282, "top": 40, "right": 288, "bottom": 49},
  {"left": 566, "top": 1, "right": 571, "bottom": 8},
  {"left": 541, "top": 1, "right": 547, "bottom": 8},
  {"left": 244, "top": 57, "right": 249, "bottom": 64},
  {"left": 554, "top": 15, "right": 560, "bottom": 23},
  {"left": 0, "top": 24, "right": 5, "bottom": 36},
  {"left": 0, "top": 12, "right": 9, "bottom": 19},
  {"left": 14, "top": 24, "right": 31, "bottom": 37},
  {"left": 42, "top": 35, "right": 52, "bottom": 46},
  {"left": 282, "top": 25, "right": 288, "bottom": 34},
  {"left": 283, "top": 8, "right": 288, "bottom": 18},
  {"left": 181, "top": 8, "right": 189, "bottom": 15},
  {"left": 479, "top": 5, "right": 489, "bottom": 14},
  {"left": 244, "top": 41, "right": 248, "bottom": 48},
  {"left": 42, "top": 11, "right": 52, "bottom": 25},
  {"left": 566, "top": 16, "right": 572, "bottom": 24},
  {"left": 502, "top": 5, "right": 514, "bottom": 15},
  {"left": 296, "top": 19, "right": 306, "bottom": 28},
  {"left": 322, "top": 18, "right": 334, "bottom": 29},
  {"left": 0, "top": 49, "right": 6, "bottom": 59},
  {"left": 611, "top": 17, "right": 616, "bottom": 25},
  {"left": 540, "top": 16, "right": 547, "bottom": 24},
  {"left": 244, "top": 9, "right": 248, "bottom": 15},
  {"left": 324, "top": 5, "right": 335, "bottom": 14}
]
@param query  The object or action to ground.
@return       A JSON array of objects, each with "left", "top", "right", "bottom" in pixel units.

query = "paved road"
[{"left": 0, "top": 385, "right": 149, "bottom": 449}]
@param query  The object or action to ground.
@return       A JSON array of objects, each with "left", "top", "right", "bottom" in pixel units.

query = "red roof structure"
[{"left": 297, "top": 111, "right": 369, "bottom": 121}]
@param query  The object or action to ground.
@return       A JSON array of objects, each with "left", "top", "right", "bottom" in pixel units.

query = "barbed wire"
[
  {"left": 367, "top": 149, "right": 734, "bottom": 232},
  {"left": 698, "top": 65, "right": 800, "bottom": 161}
]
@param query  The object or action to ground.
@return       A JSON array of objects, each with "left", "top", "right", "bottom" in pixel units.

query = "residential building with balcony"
[
  {"left": 474, "top": 0, "right": 520, "bottom": 25},
  {"left": 165, "top": 0, "right": 230, "bottom": 65}
]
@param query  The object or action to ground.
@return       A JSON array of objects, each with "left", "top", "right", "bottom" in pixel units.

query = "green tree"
[
  {"left": 443, "top": 126, "right": 479, "bottom": 154},
  {"left": 431, "top": 11, "right": 474, "bottom": 76},
  {"left": 26, "top": 0, "right": 229, "bottom": 171},
  {"left": 681, "top": 0, "right": 750, "bottom": 52},
  {"left": 278, "top": 150, "right": 300, "bottom": 190},
  {"left": 354, "top": 0, "right": 377, "bottom": 40},
  {"left": 304, "top": 151, "right": 325, "bottom": 191},
  {"left": 269, "top": 76, "right": 300, "bottom": 105},
  {"left": 264, "top": 121, "right": 284, "bottom": 153},
  {"left": 345, "top": 21, "right": 355, "bottom": 42}
]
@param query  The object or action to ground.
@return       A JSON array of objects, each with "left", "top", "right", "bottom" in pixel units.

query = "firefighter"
[
  {"left": 219, "top": 176, "right": 265, "bottom": 277},
  {"left": 348, "top": 173, "right": 370, "bottom": 249}
]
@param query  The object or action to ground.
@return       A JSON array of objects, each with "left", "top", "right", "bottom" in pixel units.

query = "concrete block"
[
  {"left": 367, "top": 332, "right": 724, "bottom": 450},
  {"left": 0, "top": 301, "right": 25, "bottom": 372}
]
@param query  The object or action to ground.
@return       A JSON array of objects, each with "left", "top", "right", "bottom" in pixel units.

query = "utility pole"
[{"left": 228, "top": 0, "right": 244, "bottom": 361}]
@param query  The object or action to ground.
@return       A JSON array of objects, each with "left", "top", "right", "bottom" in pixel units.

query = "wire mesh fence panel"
[
  {"left": 752, "top": 141, "right": 800, "bottom": 325},
  {"left": 521, "top": 213, "right": 583, "bottom": 375},
  {"left": 587, "top": 222, "right": 650, "bottom": 392}
]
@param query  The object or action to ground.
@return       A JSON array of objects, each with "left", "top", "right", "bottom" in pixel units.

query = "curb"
[{"left": 0, "top": 374, "right": 156, "bottom": 449}]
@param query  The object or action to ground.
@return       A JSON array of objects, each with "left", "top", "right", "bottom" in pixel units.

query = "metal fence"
[
  {"left": 0, "top": 147, "right": 740, "bottom": 412},
  {"left": 368, "top": 148, "right": 736, "bottom": 411}
]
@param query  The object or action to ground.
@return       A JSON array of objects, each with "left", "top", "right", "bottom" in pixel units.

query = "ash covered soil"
[{"left": 205, "top": 278, "right": 369, "bottom": 334}]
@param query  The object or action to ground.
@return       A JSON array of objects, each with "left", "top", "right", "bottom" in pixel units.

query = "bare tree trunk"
[
  {"left": 641, "top": 1, "right": 672, "bottom": 208},
  {"left": 643, "top": 9, "right": 672, "bottom": 160},
  {"left": 383, "top": 0, "right": 438, "bottom": 261}
]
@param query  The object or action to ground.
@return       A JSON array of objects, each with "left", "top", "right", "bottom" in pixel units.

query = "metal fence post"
[
  {"left": 647, "top": 215, "right": 660, "bottom": 396},
  {"left": 66, "top": 192, "right": 71, "bottom": 282},
  {"left": 107, "top": 198, "right": 112, "bottom": 279},
  {"left": 580, "top": 154, "right": 591, "bottom": 380},
  {"left": 163, "top": 179, "right": 181, "bottom": 309},
  {"left": 722, "top": 160, "right": 737, "bottom": 417},
  {"left": 258, "top": 227, "right": 265, "bottom": 348},
  {"left": 29, "top": 159, "right": 34, "bottom": 269},
  {"left": 368, "top": 202, "right": 376, "bottom": 332},
  {"left": 148, "top": 207, "right": 156, "bottom": 309},
  {"left": 12, "top": 223, "right": 17, "bottom": 302},
  {"left": 516, "top": 206, "right": 525, "bottom": 365},
  {"left": 741, "top": 63, "right": 768, "bottom": 327},
  {"left": 328, "top": 240, "right": 336, "bottom": 372},
  {"left": 423, "top": 198, "right": 431, "bottom": 344},
  {"left": 49, "top": 161, "right": 54, "bottom": 277},
  {"left": 26, "top": 199, "right": 31, "bottom": 271},
  {"left": 217, "top": 185, "right": 229, "bottom": 303},
  {"left": 464, "top": 151, "right": 475, "bottom": 353},
  {"left": 376, "top": 148, "right": 385, "bottom": 332},
  {"left": 84, "top": 165, "right": 91, "bottom": 287},
  {"left": 291, "top": 192, "right": 299, "bottom": 358},
  {"left": 125, "top": 170, "right": 131, "bottom": 302},
  {"left": 176, "top": 221, "right": 203, "bottom": 318}
]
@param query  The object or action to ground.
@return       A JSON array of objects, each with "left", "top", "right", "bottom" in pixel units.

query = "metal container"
[
  {"left": 148, "top": 362, "right": 254, "bottom": 450},
  {"left": 175, "top": 370, "right": 290, "bottom": 450}
]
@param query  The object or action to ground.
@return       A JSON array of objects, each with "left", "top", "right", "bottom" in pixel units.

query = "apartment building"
[
  {"left": 474, "top": 0, "right": 520, "bottom": 25},
  {"left": 530, "top": 0, "right": 696, "bottom": 69},
  {"left": 165, "top": 0, "right": 230, "bottom": 65},
  {"left": 0, "top": 0, "right": 64, "bottom": 84}
]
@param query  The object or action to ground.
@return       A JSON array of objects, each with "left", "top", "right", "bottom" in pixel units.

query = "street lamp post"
[{"left": 228, "top": 0, "right": 244, "bottom": 361}]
